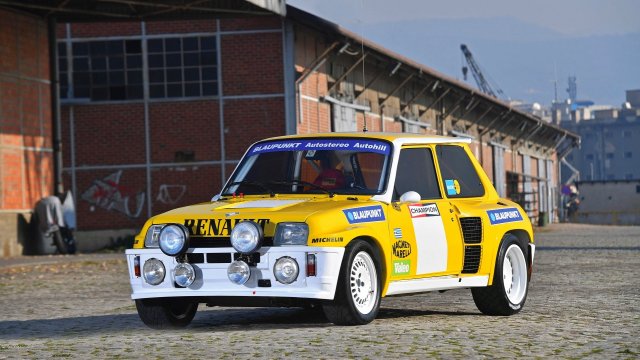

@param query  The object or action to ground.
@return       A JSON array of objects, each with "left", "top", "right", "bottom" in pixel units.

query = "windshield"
[{"left": 223, "top": 138, "right": 392, "bottom": 196}]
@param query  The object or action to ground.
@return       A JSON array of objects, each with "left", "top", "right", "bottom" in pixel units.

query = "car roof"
[{"left": 262, "top": 132, "right": 472, "bottom": 145}]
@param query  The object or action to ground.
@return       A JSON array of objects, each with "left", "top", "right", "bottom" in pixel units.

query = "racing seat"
[{"left": 313, "top": 168, "right": 346, "bottom": 190}]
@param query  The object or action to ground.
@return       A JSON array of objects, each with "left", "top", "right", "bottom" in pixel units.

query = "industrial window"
[
  {"left": 147, "top": 36, "right": 218, "bottom": 98},
  {"left": 586, "top": 154, "right": 594, "bottom": 160},
  {"left": 57, "top": 43, "right": 69, "bottom": 99},
  {"left": 625, "top": 152, "right": 633, "bottom": 158},
  {"left": 57, "top": 34, "right": 217, "bottom": 102},
  {"left": 393, "top": 147, "right": 441, "bottom": 201},
  {"left": 623, "top": 130, "right": 632, "bottom": 138},
  {"left": 64, "top": 40, "right": 143, "bottom": 101},
  {"left": 606, "top": 153, "right": 614, "bottom": 159},
  {"left": 436, "top": 145, "right": 485, "bottom": 198}
]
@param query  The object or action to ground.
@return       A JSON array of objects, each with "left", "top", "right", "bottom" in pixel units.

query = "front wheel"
[
  {"left": 323, "top": 240, "right": 381, "bottom": 325},
  {"left": 135, "top": 298, "right": 198, "bottom": 329},
  {"left": 472, "top": 234, "right": 529, "bottom": 315}
]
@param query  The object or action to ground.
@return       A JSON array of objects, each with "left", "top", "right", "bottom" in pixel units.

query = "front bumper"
[{"left": 125, "top": 246, "right": 345, "bottom": 301}]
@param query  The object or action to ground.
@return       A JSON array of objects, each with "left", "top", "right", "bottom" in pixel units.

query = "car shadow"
[{"left": 0, "top": 307, "right": 479, "bottom": 339}]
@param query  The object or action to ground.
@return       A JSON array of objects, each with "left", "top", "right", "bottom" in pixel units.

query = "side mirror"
[{"left": 399, "top": 191, "right": 421, "bottom": 203}]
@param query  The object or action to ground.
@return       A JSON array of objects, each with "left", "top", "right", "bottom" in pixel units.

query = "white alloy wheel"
[
  {"left": 349, "top": 251, "right": 378, "bottom": 314},
  {"left": 502, "top": 244, "right": 527, "bottom": 304}
]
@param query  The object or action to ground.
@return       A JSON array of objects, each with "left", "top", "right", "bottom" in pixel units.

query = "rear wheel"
[
  {"left": 323, "top": 240, "right": 381, "bottom": 325},
  {"left": 135, "top": 298, "right": 198, "bottom": 329},
  {"left": 472, "top": 234, "right": 529, "bottom": 315},
  {"left": 53, "top": 229, "right": 76, "bottom": 255}
]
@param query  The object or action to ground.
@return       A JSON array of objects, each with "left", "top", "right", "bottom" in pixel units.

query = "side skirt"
[{"left": 385, "top": 275, "right": 489, "bottom": 296}]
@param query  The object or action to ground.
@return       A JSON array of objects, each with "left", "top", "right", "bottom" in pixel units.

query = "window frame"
[
  {"left": 57, "top": 33, "right": 218, "bottom": 103},
  {"left": 392, "top": 146, "right": 443, "bottom": 201},
  {"left": 434, "top": 144, "right": 486, "bottom": 199}
]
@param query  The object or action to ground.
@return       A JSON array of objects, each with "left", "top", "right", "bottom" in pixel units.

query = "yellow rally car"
[{"left": 126, "top": 132, "right": 534, "bottom": 327}]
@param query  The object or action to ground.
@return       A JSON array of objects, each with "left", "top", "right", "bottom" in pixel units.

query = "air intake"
[
  {"left": 460, "top": 217, "right": 482, "bottom": 244},
  {"left": 462, "top": 245, "right": 481, "bottom": 273}
]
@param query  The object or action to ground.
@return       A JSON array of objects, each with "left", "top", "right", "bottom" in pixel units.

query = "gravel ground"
[{"left": 0, "top": 223, "right": 638, "bottom": 359}]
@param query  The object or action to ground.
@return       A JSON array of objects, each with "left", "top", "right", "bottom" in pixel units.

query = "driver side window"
[{"left": 393, "top": 147, "right": 441, "bottom": 201}]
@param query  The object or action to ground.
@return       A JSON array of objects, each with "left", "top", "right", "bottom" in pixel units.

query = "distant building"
[
  {"left": 574, "top": 179, "right": 640, "bottom": 225},
  {"left": 561, "top": 90, "right": 640, "bottom": 182}
]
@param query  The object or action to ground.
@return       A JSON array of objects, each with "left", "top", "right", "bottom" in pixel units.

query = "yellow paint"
[{"left": 132, "top": 133, "right": 533, "bottom": 296}]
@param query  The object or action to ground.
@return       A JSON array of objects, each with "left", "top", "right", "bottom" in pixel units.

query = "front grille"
[
  {"left": 460, "top": 217, "right": 482, "bottom": 244},
  {"left": 189, "top": 236, "right": 274, "bottom": 248},
  {"left": 186, "top": 253, "right": 205, "bottom": 263},
  {"left": 207, "top": 253, "right": 232, "bottom": 263},
  {"left": 462, "top": 245, "right": 481, "bottom": 273}
]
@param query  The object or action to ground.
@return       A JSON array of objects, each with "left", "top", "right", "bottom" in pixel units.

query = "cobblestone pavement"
[{"left": 0, "top": 223, "right": 638, "bottom": 359}]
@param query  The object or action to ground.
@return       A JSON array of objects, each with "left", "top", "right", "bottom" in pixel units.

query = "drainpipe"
[{"left": 48, "top": 17, "right": 63, "bottom": 196}]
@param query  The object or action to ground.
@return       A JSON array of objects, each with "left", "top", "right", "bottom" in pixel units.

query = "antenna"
[{"left": 360, "top": 0, "right": 368, "bottom": 132}]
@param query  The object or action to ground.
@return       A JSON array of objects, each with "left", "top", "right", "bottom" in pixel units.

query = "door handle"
[{"left": 449, "top": 202, "right": 461, "bottom": 215}]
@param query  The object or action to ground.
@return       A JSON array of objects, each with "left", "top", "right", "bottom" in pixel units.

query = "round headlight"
[
  {"left": 174, "top": 263, "right": 196, "bottom": 288},
  {"left": 143, "top": 258, "right": 165, "bottom": 285},
  {"left": 159, "top": 224, "right": 189, "bottom": 256},
  {"left": 227, "top": 260, "right": 251, "bottom": 285},
  {"left": 274, "top": 256, "right": 299, "bottom": 284},
  {"left": 230, "top": 221, "right": 263, "bottom": 254}
]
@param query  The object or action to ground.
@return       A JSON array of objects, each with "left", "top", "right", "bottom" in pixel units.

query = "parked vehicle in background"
[{"left": 32, "top": 193, "right": 76, "bottom": 255}]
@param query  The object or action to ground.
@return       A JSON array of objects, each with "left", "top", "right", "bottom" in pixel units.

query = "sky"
[{"left": 287, "top": 0, "right": 640, "bottom": 106}]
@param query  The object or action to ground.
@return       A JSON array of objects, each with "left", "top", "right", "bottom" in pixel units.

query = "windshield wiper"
[
  {"left": 269, "top": 180, "right": 335, "bottom": 198},
  {"left": 224, "top": 180, "right": 275, "bottom": 197}
]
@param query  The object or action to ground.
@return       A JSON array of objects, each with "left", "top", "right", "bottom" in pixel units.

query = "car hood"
[{"left": 145, "top": 195, "right": 376, "bottom": 239}]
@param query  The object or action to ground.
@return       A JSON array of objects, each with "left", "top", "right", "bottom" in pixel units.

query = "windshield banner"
[{"left": 250, "top": 139, "right": 391, "bottom": 155}]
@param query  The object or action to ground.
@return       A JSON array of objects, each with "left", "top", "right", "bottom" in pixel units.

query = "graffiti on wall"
[
  {"left": 81, "top": 170, "right": 145, "bottom": 218},
  {"left": 156, "top": 184, "right": 186, "bottom": 205}
]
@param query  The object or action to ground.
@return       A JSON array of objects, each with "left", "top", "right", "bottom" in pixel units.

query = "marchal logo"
[{"left": 392, "top": 240, "right": 412, "bottom": 258}]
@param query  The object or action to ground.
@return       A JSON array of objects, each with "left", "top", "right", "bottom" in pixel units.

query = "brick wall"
[
  {"left": 0, "top": 8, "right": 52, "bottom": 256},
  {"left": 59, "top": 16, "right": 286, "bottom": 230},
  {"left": 0, "top": 8, "right": 53, "bottom": 211}
]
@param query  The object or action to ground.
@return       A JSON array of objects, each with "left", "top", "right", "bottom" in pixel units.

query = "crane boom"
[{"left": 460, "top": 44, "right": 505, "bottom": 99}]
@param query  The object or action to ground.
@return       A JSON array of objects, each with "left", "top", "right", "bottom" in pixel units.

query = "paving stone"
[{"left": 0, "top": 224, "right": 638, "bottom": 359}]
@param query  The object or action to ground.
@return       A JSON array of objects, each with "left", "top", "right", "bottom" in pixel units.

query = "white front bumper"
[{"left": 125, "top": 247, "right": 345, "bottom": 300}]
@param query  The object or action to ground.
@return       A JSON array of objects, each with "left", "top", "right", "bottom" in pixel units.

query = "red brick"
[
  {"left": 220, "top": 17, "right": 282, "bottom": 31},
  {"left": 148, "top": 101, "right": 220, "bottom": 163},
  {"left": 221, "top": 33, "right": 283, "bottom": 95},
  {"left": 0, "top": 8, "right": 53, "bottom": 211},
  {"left": 70, "top": 104, "right": 146, "bottom": 166},
  {"left": 146, "top": 19, "right": 216, "bottom": 34},
  {"left": 74, "top": 168, "right": 147, "bottom": 229},
  {"left": 223, "top": 98, "right": 286, "bottom": 158},
  {"left": 151, "top": 166, "right": 221, "bottom": 215},
  {"left": 70, "top": 22, "right": 141, "bottom": 37}
]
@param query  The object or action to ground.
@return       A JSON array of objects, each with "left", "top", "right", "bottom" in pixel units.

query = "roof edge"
[{"left": 285, "top": 5, "right": 579, "bottom": 144}]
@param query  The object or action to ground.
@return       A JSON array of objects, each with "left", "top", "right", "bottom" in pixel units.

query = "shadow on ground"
[{"left": 1, "top": 307, "right": 479, "bottom": 339}]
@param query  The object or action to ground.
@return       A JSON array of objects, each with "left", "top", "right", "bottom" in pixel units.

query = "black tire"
[
  {"left": 52, "top": 230, "right": 71, "bottom": 255},
  {"left": 472, "top": 234, "right": 530, "bottom": 316},
  {"left": 135, "top": 298, "right": 198, "bottom": 329},
  {"left": 58, "top": 228, "right": 77, "bottom": 255},
  {"left": 322, "top": 240, "right": 381, "bottom": 325}
]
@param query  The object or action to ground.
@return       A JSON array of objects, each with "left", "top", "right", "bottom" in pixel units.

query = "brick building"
[
  {"left": 0, "top": 1, "right": 578, "bottom": 255},
  {"left": 0, "top": 8, "right": 54, "bottom": 256}
]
